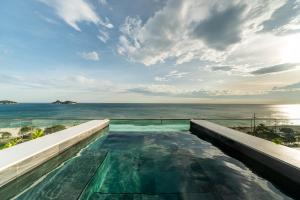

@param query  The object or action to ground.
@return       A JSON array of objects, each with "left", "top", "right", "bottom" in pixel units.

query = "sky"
[{"left": 0, "top": 0, "right": 300, "bottom": 103}]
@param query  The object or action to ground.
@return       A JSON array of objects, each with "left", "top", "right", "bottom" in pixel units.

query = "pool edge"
[
  {"left": 190, "top": 119, "right": 300, "bottom": 199},
  {"left": 0, "top": 119, "right": 109, "bottom": 188}
]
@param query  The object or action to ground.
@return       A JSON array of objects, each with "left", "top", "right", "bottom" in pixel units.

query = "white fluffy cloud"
[
  {"left": 80, "top": 51, "right": 100, "bottom": 61},
  {"left": 117, "top": 0, "right": 288, "bottom": 68},
  {"left": 40, "top": 0, "right": 113, "bottom": 31}
]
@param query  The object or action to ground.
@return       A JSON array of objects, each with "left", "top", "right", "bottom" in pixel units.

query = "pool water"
[{"left": 13, "top": 122, "right": 290, "bottom": 200}]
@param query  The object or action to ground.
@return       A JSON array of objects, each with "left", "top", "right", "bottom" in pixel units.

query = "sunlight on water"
[{"left": 272, "top": 104, "right": 300, "bottom": 125}]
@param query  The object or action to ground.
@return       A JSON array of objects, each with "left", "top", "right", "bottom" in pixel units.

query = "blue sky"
[{"left": 0, "top": 0, "right": 300, "bottom": 103}]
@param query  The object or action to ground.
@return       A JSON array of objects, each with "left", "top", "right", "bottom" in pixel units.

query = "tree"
[
  {"left": 31, "top": 129, "right": 44, "bottom": 139},
  {"left": 253, "top": 124, "right": 279, "bottom": 140},
  {"left": 20, "top": 126, "right": 33, "bottom": 134},
  {"left": 19, "top": 126, "right": 33, "bottom": 138},
  {"left": 44, "top": 125, "right": 66, "bottom": 134},
  {"left": 0, "top": 132, "right": 12, "bottom": 139},
  {"left": 280, "top": 127, "right": 295, "bottom": 134},
  {"left": 284, "top": 133, "right": 296, "bottom": 143}
]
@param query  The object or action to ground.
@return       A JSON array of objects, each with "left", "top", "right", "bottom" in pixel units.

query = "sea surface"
[
  {"left": 1, "top": 103, "right": 300, "bottom": 119},
  {"left": 0, "top": 103, "right": 300, "bottom": 127}
]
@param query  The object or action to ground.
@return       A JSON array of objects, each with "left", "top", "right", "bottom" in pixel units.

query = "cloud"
[
  {"left": 127, "top": 84, "right": 209, "bottom": 97},
  {"left": 0, "top": 74, "right": 113, "bottom": 92},
  {"left": 97, "top": 30, "right": 110, "bottom": 43},
  {"left": 154, "top": 77, "right": 167, "bottom": 82},
  {"left": 126, "top": 84, "right": 271, "bottom": 98},
  {"left": 251, "top": 63, "right": 300, "bottom": 75},
  {"left": 0, "top": 74, "right": 23, "bottom": 85},
  {"left": 35, "top": 11, "right": 59, "bottom": 25},
  {"left": 80, "top": 51, "right": 100, "bottom": 61},
  {"left": 260, "top": 0, "right": 300, "bottom": 35},
  {"left": 192, "top": 4, "right": 246, "bottom": 50},
  {"left": 0, "top": 74, "right": 57, "bottom": 89},
  {"left": 40, "top": 0, "right": 113, "bottom": 31},
  {"left": 117, "top": 0, "right": 284, "bottom": 66},
  {"left": 154, "top": 70, "right": 189, "bottom": 82},
  {"left": 274, "top": 81, "right": 300, "bottom": 90},
  {"left": 210, "top": 66, "right": 233, "bottom": 72},
  {"left": 117, "top": 16, "right": 143, "bottom": 59}
]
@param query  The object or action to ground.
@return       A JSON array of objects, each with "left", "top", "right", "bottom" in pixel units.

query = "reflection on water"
[{"left": 272, "top": 104, "right": 300, "bottom": 125}]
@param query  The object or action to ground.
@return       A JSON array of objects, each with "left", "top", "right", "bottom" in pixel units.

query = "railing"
[
  {"left": 1, "top": 117, "right": 300, "bottom": 131},
  {"left": 196, "top": 118, "right": 300, "bottom": 132},
  {"left": 194, "top": 118, "right": 300, "bottom": 148},
  {"left": 0, "top": 118, "right": 191, "bottom": 149},
  {"left": 0, "top": 117, "right": 299, "bottom": 149}
]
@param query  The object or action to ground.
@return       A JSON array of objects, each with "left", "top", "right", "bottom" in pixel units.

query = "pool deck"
[
  {"left": 0, "top": 119, "right": 109, "bottom": 187},
  {"left": 190, "top": 120, "right": 300, "bottom": 186}
]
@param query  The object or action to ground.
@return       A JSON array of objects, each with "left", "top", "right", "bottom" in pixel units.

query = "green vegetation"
[
  {"left": 253, "top": 124, "right": 280, "bottom": 141},
  {"left": 248, "top": 123, "right": 298, "bottom": 145},
  {"left": 19, "top": 126, "right": 33, "bottom": 138},
  {"left": 277, "top": 127, "right": 296, "bottom": 143},
  {"left": 20, "top": 126, "right": 33, "bottom": 134},
  {"left": 31, "top": 129, "right": 44, "bottom": 139},
  {"left": 280, "top": 127, "right": 294, "bottom": 134},
  {"left": 0, "top": 100, "right": 17, "bottom": 104},
  {"left": 52, "top": 100, "right": 77, "bottom": 104},
  {"left": 44, "top": 125, "right": 66, "bottom": 134},
  {"left": 0, "top": 132, "right": 12, "bottom": 139},
  {"left": 1, "top": 138, "right": 22, "bottom": 149},
  {"left": 271, "top": 138, "right": 283, "bottom": 145},
  {"left": 0, "top": 124, "right": 69, "bottom": 150},
  {"left": 283, "top": 133, "right": 296, "bottom": 143}
]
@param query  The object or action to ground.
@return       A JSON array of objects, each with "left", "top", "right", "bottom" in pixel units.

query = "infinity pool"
[{"left": 12, "top": 121, "right": 290, "bottom": 199}]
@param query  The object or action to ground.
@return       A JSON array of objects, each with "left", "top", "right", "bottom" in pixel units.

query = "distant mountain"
[
  {"left": 52, "top": 100, "right": 77, "bottom": 104},
  {"left": 0, "top": 100, "right": 17, "bottom": 104}
]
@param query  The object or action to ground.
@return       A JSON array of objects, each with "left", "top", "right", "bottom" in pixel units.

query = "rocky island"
[
  {"left": 52, "top": 100, "right": 77, "bottom": 104},
  {"left": 0, "top": 100, "right": 17, "bottom": 104}
]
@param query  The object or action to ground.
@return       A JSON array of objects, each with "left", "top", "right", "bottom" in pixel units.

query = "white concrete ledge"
[
  {"left": 190, "top": 120, "right": 300, "bottom": 185},
  {"left": 0, "top": 119, "right": 109, "bottom": 187}
]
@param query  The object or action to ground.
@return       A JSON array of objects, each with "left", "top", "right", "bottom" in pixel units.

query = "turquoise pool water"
[{"left": 12, "top": 122, "right": 290, "bottom": 200}]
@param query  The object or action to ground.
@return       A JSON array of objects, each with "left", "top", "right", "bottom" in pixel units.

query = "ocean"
[
  {"left": 0, "top": 103, "right": 299, "bottom": 119},
  {"left": 0, "top": 103, "right": 299, "bottom": 127}
]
